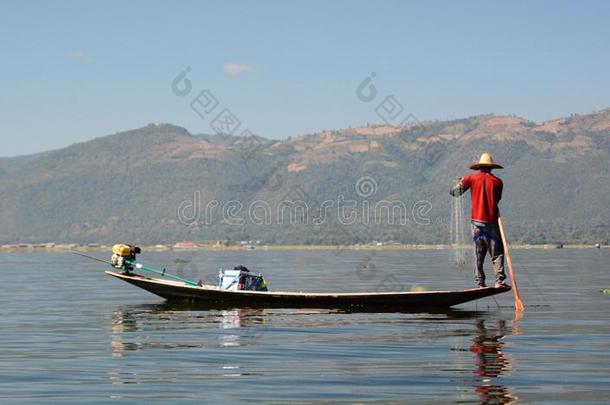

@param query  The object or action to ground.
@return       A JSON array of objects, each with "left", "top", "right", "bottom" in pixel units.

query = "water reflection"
[
  {"left": 109, "top": 304, "right": 521, "bottom": 401},
  {"left": 109, "top": 305, "right": 270, "bottom": 384},
  {"left": 110, "top": 305, "right": 268, "bottom": 355},
  {"left": 218, "top": 308, "right": 268, "bottom": 347},
  {"left": 469, "top": 319, "right": 518, "bottom": 404}
]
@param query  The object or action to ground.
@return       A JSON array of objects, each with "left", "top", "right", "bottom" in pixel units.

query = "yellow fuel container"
[{"left": 112, "top": 244, "right": 133, "bottom": 257}]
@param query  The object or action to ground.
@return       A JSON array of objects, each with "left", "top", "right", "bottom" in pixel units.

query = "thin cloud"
[
  {"left": 66, "top": 51, "right": 92, "bottom": 62},
  {"left": 224, "top": 63, "right": 255, "bottom": 76}
]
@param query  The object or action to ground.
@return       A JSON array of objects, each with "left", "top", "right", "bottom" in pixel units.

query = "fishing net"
[{"left": 450, "top": 184, "right": 469, "bottom": 270}]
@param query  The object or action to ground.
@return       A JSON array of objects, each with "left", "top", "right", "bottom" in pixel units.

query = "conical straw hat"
[{"left": 469, "top": 152, "right": 504, "bottom": 170}]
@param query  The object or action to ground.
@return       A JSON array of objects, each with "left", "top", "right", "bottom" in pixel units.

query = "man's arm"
[{"left": 450, "top": 177, "right": 468, "bottom": 197}]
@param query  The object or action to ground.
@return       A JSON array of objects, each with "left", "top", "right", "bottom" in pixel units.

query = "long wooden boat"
[{"left": 106, "top": 271, "right": 510, "bottom": 309}]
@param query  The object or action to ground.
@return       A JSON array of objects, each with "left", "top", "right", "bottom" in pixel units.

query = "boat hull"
[{"left": 106, "top": 271, "right": 510, "bottom": 310}]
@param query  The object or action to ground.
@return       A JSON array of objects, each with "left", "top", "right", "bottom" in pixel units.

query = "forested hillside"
[{"left": 1, "top": 109, "right": 609, "bottom": 245}]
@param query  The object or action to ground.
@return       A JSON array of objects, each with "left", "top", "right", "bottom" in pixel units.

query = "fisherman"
[{"left": 450, "top": 153, "right": 508, "bottom": 289}]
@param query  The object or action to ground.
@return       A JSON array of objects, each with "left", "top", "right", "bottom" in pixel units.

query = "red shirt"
[{"left": 461, "top": 172, "right": 503, "bottom": 224}]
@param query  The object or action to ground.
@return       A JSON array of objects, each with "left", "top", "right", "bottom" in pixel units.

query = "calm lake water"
[{"left": 1, "top": 249, "right": 609, "bottom": 403}]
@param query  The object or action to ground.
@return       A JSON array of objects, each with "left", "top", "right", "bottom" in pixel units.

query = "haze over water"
[{"left": 1, "top": 249, "right": 609, "bottom": 402}]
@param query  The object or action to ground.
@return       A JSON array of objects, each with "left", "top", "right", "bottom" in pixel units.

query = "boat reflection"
[
  {"left": 218, "top": 308, "right": 268, "bottom": 347},
  {"left": 110, "top": 304, "right": 268, "bottom": 355},
  {"left": 469, "top": 319, "right": 518, "bottom": 404},
  {"left": 109, "top": 303, "right": 521, "bottom": 401}
]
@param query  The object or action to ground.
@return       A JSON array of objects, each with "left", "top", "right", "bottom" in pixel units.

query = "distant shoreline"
[{"left": 0, "top": 243, "right": 606, "bottom": 253}]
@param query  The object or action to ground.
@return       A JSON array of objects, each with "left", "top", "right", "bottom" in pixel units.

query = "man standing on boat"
[{"left": 450, "top": 153, "right": 508, "bottom": 289}]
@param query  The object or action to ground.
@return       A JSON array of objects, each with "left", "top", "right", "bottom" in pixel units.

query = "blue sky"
[{"left": 1, "top": 0, "right": 610, "bottom": 156}]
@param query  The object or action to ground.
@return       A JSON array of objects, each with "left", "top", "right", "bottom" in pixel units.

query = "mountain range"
[{"left": 1, "top": 109, "right": 609, "bottom": 245}]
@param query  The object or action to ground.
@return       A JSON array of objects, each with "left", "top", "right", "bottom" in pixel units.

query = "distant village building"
[
  {"left": 55, "top": 243, "right": 80, "bottom": 249},
  {"left": 173, "top": 240, "right": 199, "bottom": 250}
]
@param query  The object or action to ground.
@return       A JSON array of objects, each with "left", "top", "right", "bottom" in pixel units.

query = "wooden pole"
[{"left": 498, "top": 217, "right": 524, "bottom": 311}]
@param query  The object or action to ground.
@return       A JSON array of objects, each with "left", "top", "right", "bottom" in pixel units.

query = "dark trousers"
[{"left": 471, "top": 223, "right": 506, "bottom": 285}]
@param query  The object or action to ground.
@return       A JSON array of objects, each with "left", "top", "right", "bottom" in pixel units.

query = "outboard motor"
[{"left": 111, "top": 244, "right": 141, "bottom": 272}]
